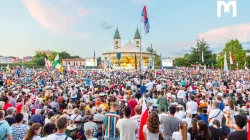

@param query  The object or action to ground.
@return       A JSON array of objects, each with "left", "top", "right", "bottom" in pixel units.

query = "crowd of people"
[{"left": 0, "top": 67, "right": 249, "bottom": 140}]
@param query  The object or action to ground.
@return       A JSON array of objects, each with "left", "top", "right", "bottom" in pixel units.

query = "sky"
[{"left": 0, "top": 0, "right": 250, "bottom": 58}]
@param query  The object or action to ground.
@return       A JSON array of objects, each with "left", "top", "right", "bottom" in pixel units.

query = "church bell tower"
[{"left": 113, "top": 27, "right": 121, "bottom": 50}]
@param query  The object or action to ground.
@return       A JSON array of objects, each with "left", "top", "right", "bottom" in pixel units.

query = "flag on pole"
[
  {"left": 202, "top": 51, "right": 204, "bottom": 63},
  {"left": 53, "top": 54, "right": 63, "bottom": 72},
  {"left": 224, "top": 53, "right": 229, "bottom": 75},
  {"left": 93, "top": 50, "right": 96, "bottom": 65},
  {"left": 13, "top": 57, "right": 18, "bottom": 63},
  {"left": 230, "top": 52, "right": 234, "bottom": 65},
  {"left": 244, "top": 61, "right": 248, "bottom": 70},
  {"left": 44, "top": 58, "right": 52, "bottom": 70},
  {"left": 141, "top": 6, "right": 150, "bottom": 34},
  {"left": 139, "top": 96, "right": 149, "bottom": 140},
  {"left": 67, "top": 65, "right": 78, "bottom": 74}
]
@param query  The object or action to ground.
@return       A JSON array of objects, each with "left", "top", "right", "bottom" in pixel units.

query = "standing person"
[
  {"left": 127, "top": 95, "right": 137, "bottom": 117},
  {"left": 177, "top": 87, "right": 186, "bottom": 104},
  {"left": 160, "top": 105, "right": 180, "bottom": 140},
  {"left": 143, "top": 111, "right": 163, "bottom": 140},
  {"left": 0, "top": 110, "right": 12, "bottom": 140},
  {"left": 116, "top": 106, "right": 138, "bottom": 140},
  {"left": 217, "top": 96, "right": 225, "bottom": 111},
  {"left": 208, "top": 102, "right": 223, "bottom": 126},
  {"left": 85, "top": 129, "right": 98, "bottom": 140},
  {"left": 23, "top": 123, "right": 42, "bottom": 140},
  {"left": 4, "top": 107, "right": 15, "bottom": 126},
  {"left": 227, "top": 113, "right": 248, "bottom": 140},
  {"left": 41, "top": 123, "right": 56, "bottom": 140},
  {"left": 131, "top": 105, "right": 141, "bottom": 140},
  {"left": 188, "top": 119, "right": 198, "bottom": 140},
  {"left": 157, "top": 91, "right": 168, "bottom": 113},
  {"left": 47, "top": 117, "right": 73, "bottom": 140},
  {"left": 196, "top": 120, "right": 211, "bottom": 140},
  {"left": 68, "top": 85, "right": 78, "bottom": 102},
  {"left": 102, "top": 102, "right": 120, "bottom": 140},
  {"left": 11, "top": 113, "right": 28, "bottom": 140},
  {"left": 186, "top": 96, "right": 198, "bottom": 118},
  {"left": 208, "top": 119, "right": 222, "bottom": 140},
  {"left": 172, "top": 121, "right": 191, "bottom": 140}
]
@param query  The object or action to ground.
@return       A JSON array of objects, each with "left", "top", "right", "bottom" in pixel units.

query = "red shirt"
[
  {"left": 16, "top": 103, "right": 23, "bottom": 113},
  {"left": 3, "top": 103, "right": 12, "bottom": 111}
]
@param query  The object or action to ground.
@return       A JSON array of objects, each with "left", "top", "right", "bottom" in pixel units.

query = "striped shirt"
[{"left": 104, "top": 112, "right": 120, "bottom": 138}]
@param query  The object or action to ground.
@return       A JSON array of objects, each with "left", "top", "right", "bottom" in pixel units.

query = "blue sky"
[{"left": 0, "top": 0, "right": 250, "bottom": 58}]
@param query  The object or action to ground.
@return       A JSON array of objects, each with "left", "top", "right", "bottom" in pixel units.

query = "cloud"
[
  {"left": 130, "top": 0, "right": 149, "bottom": 4},
  {"left": 23, "top": 0, "right": 76, "bottom": 33},
  {"left": 101, "top": 22, "right": 115, "bottom": 30},
  {"left": 198, "top": 23, "right": 250, "bottom": 47},
  {"left": 78, "top": 8, "right": 89, "bottom": 17}
]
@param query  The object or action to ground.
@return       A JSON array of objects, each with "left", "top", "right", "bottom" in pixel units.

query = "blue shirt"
[
  {"left": 41, "top": 79, "right": 45, "bottom": 86},
  {"left": 200, "top": 114, "right": 209, "bottom": 124},
  {"left": 85, "top": 78, "right": 90, "bottom": 86},
  {"left": 181, "top": 80, "right": 186, "bottom": 87},
  {"left": 219, "top": 102, "right": 225, "bottom": 111},
  {"left": 104, "top": 112, "right": 120, "bottom": 138},
  {"left": 140, "top": 85, "right": 146, "bottom": 94},
  {"left": 0, "top": 120, "right": 12, "bottom": 140}
]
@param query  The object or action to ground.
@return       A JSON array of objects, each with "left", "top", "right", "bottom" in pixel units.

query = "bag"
[{"left": 213, "top": 110, "right": 221, "bottom": 118}]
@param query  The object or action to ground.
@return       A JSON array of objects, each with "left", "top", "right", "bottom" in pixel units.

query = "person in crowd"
[
  {"left": 47, "top": 116, "right": 73, "bottom": 140},
  {"left": 0, "top": 110, "right": 13, "bottom": 140},
  {"left": 23, "top": 123, "right": 42, "bottom": 140},
  {"left": 93, "top": 108, "right": 104, "bottom": 122},
  {"left": 21, "top": 104, "right": 29, "bottom": 123},
  {"left": 209, "top": 119, "right": 222, "bottom": 140},
  {"left": 160, "top": 105, "right": 180, "bottom": 140},
  {"left": 103, "top": 101, "right": 120, "bottom": 140},
  {"left": 196, "top": 120, "right": 211, "bottom": 140},
  {"left": 44, "top": 111, "right": 54, "bottom": 125},
  {"left": 172, "top": 121, "right": 191, "bottom": 140},
  {"left": 188, "top": 118, "right": 198, "bottom": 140},
  {"left": 85, "top": 129, "right": 98, "bottom": 140},
  {"left": 127, "top": 95, "right": 137, "bottom": 117},
  {"left": 84, "top": 115, "right": 98, "bottom": 138},
  {"left": 66, "top": 120, "right": 77, "bottom": 137},
  {"left": 182, "top": 113, "right": 192, "bottom": 128},
  {"left": 131, "top": 105, "right": 142, "bottom": 140},
  {"left": 4, "top": 107, "right": 15, "bottom": 126},
  {"left": 41, "top": 122, "right": 56, "bottom": 140},
  {"left": 227, "top": 113, "right": 248, "bottom": 140},
  {"left": 11, "top": 113, "right": 28, "bottom": 140},
  {"left": 143, "top": 111, "right": 163, "bottom": 140},
  {"left": 186, "top": 96, "right": 198, "bottom": 118},
  {"left": 208, "top": 102, "right": 223, "bottom": 126},
  {"left": 157, "top": 91, "right": 168, "bottom": 113},
  {"left": 116, "top": 106, "right": 138, "bottom": 140},
  {"left": 29, "top": 109, "right": 44, "bottom": 125},
  {"left": 199, "top": 108, "right": 208, "bottom": 124},
  {"left": 2, "top": 96, "right": 12, "bottom": 111},
  {"left": 70, "top": 108, "right": 82, "bottom": 121},
  {"left": 217, "top": 96, "right": 225, "bottom": 111}
]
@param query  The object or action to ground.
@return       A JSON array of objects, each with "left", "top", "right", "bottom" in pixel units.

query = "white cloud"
[{"left": 198, "top": 23, "right": 250, "bottom": 47}]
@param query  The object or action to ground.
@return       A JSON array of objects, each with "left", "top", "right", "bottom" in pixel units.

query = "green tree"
[
  {"left": 48, "top": 52, "right": 58, "bottom": 62},
  {"left": 32, "top": 54, "right": 48, "bottom": 66},
  {"left": 146, "top": 47, "right": 161, "bottom": 68},
  {"left": 188, "top": 39, "right": 213, "bottom": 66},
  {"left": 219, "top": 39, "right": 246, "bottom": 69}
]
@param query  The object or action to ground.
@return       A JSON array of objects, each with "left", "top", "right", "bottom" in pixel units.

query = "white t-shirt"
[
  {"left": 84, "top": 122, "right": 98, "bottom": 131},
  {"left": 146, "top": 82, "right": 154, "bottom": 91},
  {"left": 177, "top": 90, "right": 186, "bottom": 99},
  {"left": 70, "top": 114, "right": 82, "bottom": 121},
  {"left": 143, "top": 125, "right": 161, "bottom": 140},
  {"left": 32, "top": 136, "right": 42, "bottom": 140},
  {"left": 186, "top": 101, "right": 198, "bottom": 114},
  {"left": 208, "top": 108, "right": 223, "bottom": 127},
  {"left": 131, "top": 115, "right": 141, "bottom": 139},
  {"left": 47, "top": 133, "right": 73, "bottom": 140},
  {"left": 156, "top": 84, "right": 162, "bottom": 92},
  {"left": 182, "top": 117, "right": 192, "bottom": 128},
  {"left": 69, "top": 88, "right": 78, "bottom": 98},
  {"left": 172, "top": 131, "right": 191, "bottom": 140},
  {"left": 116, "top": 118, "right": 138, "bottom": 140}
]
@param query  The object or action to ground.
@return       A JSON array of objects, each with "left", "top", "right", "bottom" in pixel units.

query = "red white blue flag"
[{"left": 141, "top": 6, "right": 150, "bottom": 34}]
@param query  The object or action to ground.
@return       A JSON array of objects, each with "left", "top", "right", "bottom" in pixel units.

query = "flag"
[
  {"left": 139, "top": 96, "right": 149, "bottom": 140},
  {"left": 244, "top": 61, "right": 248, "bottom": 70},
  {"left": 6, "top": 64, "right": 10, "bottom": 73},
  {"left": 53, "top": 54, "right": 63, "bottom": 72},
  {"left": 141, "top": 6, "right": 150, "bottom": 34},
  {"left": 230, "top": 52, "right": 234, "bottom": 65},
  {"left": 224, "top": 53, "right": 229, "bottom": 75},
  {"left": 202, "top": 51, "right": 204, "bottom": 63},
  {"left": 44, "top": 58, "right": 52, "bottom": 70},
  {"left": 67, "top": 65, "right": 78, "bottom": 74},
  {"left": 93, "top": 50, "right": 96, "bottom": 65}
]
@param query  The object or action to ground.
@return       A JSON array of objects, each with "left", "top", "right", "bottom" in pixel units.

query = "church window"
[
  {"left": 116, "top": 41, "right": 118, "bottom": 44},
  {"left": 136, "top": 41, "right": 139, "bottom": 44}
]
